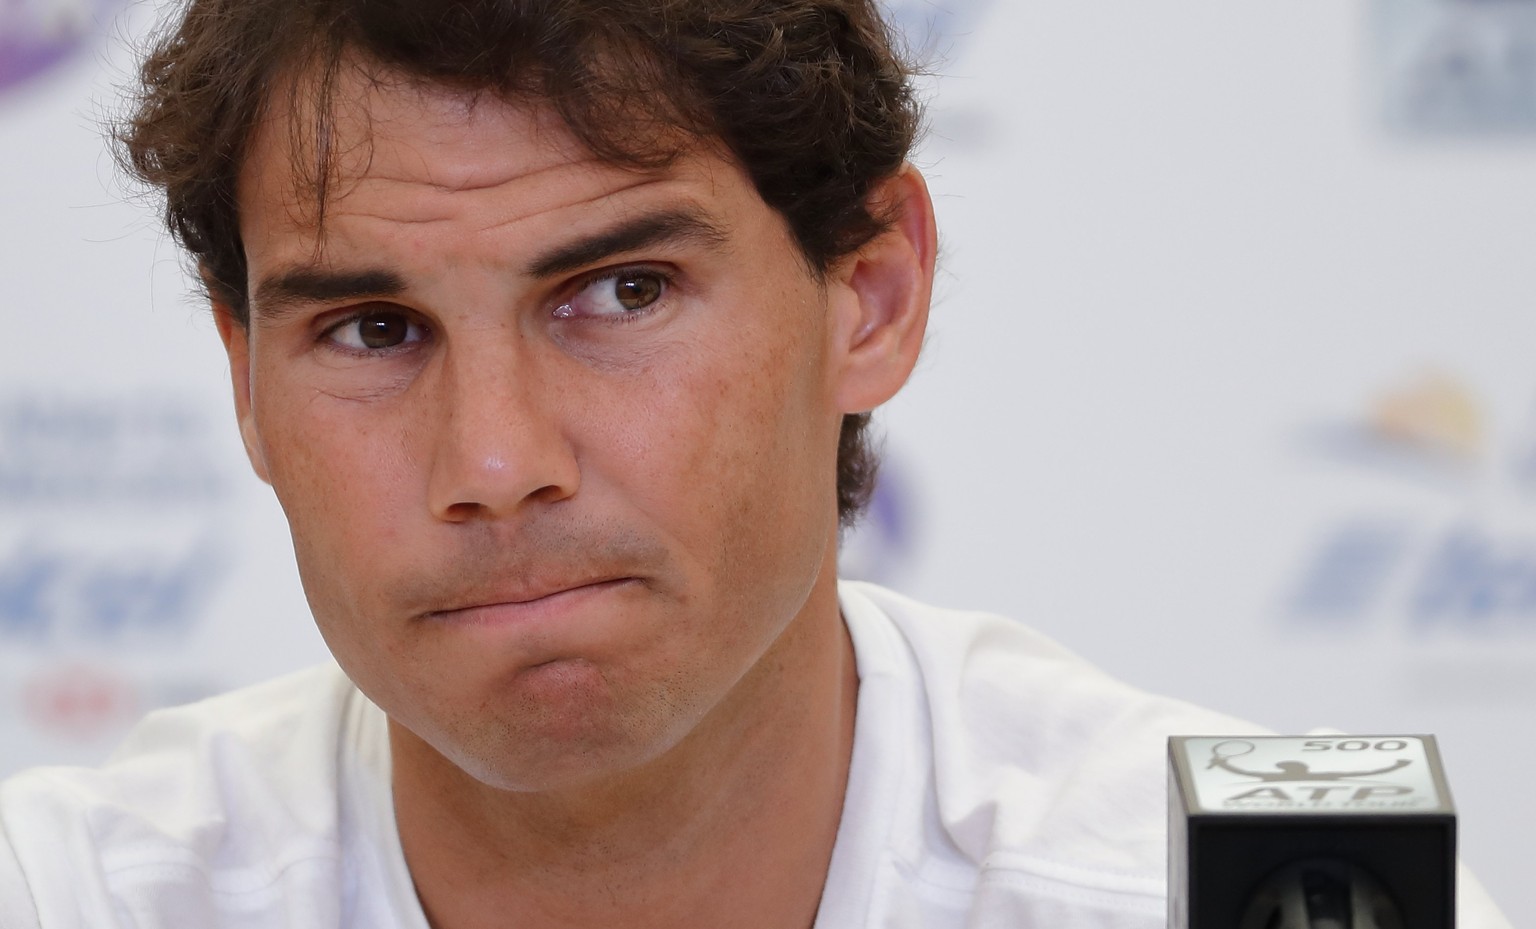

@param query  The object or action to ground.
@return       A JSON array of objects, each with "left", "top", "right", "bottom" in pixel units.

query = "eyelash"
[
  {"left": 317, "top": 307, "right": 432, "bottom": 357},
  {"left": 313, "top": 262, "right": 676, "bottom": 354},
  {"left": 569, "top": 264, "right": 675, "bottom": 318}
]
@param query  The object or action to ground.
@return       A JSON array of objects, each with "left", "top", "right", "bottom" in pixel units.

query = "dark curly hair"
[{"left": 118, "top": 0, "right": 922, "bottom": 525}]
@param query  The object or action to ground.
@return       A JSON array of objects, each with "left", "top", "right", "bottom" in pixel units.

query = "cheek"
[
  {"left": 612, "top": 344, "right": 805, "bottom": 488},
  {"left": 613, "top": 314, "right": 837, "bottom": 570},
  {"left": 265, "top": 416, "right": 389, "bottom": 525},
  {"left": 251, "top": 387, "right": 419, "bottom": 608}
]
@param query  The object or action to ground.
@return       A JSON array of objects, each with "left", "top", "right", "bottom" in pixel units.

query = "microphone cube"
[{"left": 1169, "top": 735, "right": 1456, "bottom": 929}]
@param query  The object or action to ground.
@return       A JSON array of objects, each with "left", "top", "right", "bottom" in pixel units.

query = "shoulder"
[
  {"left": 837, "top": 582, "right": 1260, "bottom": 919},
  {"left": 836, "top": 584, "right": 1517, "bottom": 929},
  {"left": 840, "top": 580, "right": 1259, "bottom": 755},
  {"left": 0, "top": 663, "right": 373, "bottom": 927}
]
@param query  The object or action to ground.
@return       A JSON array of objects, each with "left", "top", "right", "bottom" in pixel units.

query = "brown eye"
[
  {"left": 614, "top": 274, "right": 663, "bottom": 311},
  {"left": 326, "top": 308, "right": 426, "bottom": 351},
  {"left": 553, "top": 269, "right": 670, "bottom": 320},
  {"left": 358, "top": 312, "right": 409, "bottom": 348}
]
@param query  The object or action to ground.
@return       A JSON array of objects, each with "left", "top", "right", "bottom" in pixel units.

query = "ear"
[
  {"left": 828, "top": 164, "right": 937, "bottom": 414},
  {"left": 209, "top": 281, "right": 272, "bottom": 485}
]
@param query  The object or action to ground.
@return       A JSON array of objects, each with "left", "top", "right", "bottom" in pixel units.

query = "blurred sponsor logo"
[
  {"left": 880, "top": 1, "right": 1002, "bottom": 150},
  {"left": 1286, "top": 519, "right": 1416, "bottom": 622},
  {"left": 0, "top": 394, "right": 233, "bottom": 645},
  {"left": 0, "top": 539, "right": 222, "bottom": 646},
  {"left": 21, "top": 663, "right": 139, "bottom": 740},
  {"left": 1288, "top": 521, "right": 1536, "bottom": 632},
  {"left": 13, "top": 661, "right": 225, "bottom": 747},
  {"left": 881, "top": 0, "right": 997, "bottom": 50},
  {"left": 0, "top": 395, "right": 225, "bottom": 507},
  {"left": 0, "top": 0, "right": 123, "bottom": 94},
  {"left": 1285, "top": 372, "right": 1536, "bottom": 635},
  {"left": 1378, "top": 0, "right": 1536, "bottom": 134},
  {"left": 1302, "top": 371, "right": 1481, "bottom": 484},
  {"left": 1412, "top": 526, "right": 1536, "bottom": 626},
  {"left": 840, "top": 452, "right": 919, "bottom": 585},
  {"left": 1511, "top": 399, "right": 1536, "bottom": 490}
]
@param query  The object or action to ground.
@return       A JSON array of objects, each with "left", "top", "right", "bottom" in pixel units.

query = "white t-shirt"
[{"left": 0, "top": 582, "right": 1513, "bottom": 928}]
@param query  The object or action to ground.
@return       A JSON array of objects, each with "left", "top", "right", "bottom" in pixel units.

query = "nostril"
[{"left": 440, "top": 500, "right": 494, "bottom": 522}]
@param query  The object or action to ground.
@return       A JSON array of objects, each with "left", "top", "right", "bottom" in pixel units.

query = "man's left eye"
[
  {"left": 324, "top": 308, "right": 429, "bottom": 351},
  {"left": 555, "top": 270, "right": 668, "bottom": 319}
]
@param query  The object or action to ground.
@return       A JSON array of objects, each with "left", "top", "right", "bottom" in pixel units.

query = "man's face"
[{"left": 225, "top": 70, "right": 866, "bottom": 791}]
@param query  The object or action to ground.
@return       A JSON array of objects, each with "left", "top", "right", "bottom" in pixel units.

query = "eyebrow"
[
  {"left": 248, "top": 207, "right": 730, "bottom": 324},
  {"left": 525, "top": 207, "right": 730, "bottom": 278},
  {"left": 251, "top": 268, "right": 407, "bottom": 325}
]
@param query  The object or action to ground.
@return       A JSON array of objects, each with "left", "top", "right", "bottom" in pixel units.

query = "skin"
[{"left": 216, "top": 62, "right": 935, "bottom": 929}]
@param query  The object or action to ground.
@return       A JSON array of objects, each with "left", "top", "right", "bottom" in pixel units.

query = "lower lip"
[{"left": 425, "top": 578, "right": 637, "bottom": 629}]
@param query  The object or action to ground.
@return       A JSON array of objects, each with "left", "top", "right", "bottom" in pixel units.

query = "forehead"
[{"left": 238, "top": 62, "right": 741, "bottom": 249}]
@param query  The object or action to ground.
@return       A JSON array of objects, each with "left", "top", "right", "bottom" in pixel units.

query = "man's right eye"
[{"left": 325, "top": 309, "right": 428, "bottom": 351}]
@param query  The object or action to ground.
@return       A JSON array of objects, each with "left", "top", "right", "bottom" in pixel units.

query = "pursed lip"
[{"left": 418, "top": 576, "right": 637, "bottom": 624}]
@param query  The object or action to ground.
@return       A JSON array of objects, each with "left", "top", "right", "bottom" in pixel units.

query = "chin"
[
  {"left": 417, "top": 680, "right": 706, "bottom": 794},
  {"left": 439, "top": 727, "right": 679, "bottom": 794}
]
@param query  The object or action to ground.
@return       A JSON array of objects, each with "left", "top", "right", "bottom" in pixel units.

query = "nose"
[{"left": 425, "top": 341, "right": 580, "bottom": 522}]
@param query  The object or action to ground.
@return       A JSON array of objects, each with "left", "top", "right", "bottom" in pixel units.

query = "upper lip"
[{"left": 419, "top": 574, "right": 632, "bottom": 619}]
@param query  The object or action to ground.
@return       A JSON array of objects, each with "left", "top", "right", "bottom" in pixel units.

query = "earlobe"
[
  {"left": 831, "top": 164, "right": 938, "bottom": 414},
  {"left": 212, "top": 296, "right": 272, "bottom": 485}
]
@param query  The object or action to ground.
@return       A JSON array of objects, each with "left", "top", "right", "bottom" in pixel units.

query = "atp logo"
[
  {"left": 1208, "top": 739, "right": 1417, "bottom": 805},
  {"left": 1184, "top": 737, "right": 1445, "bottom": 811},
  {"left": 0, "top": 0, "right": 125, "bottom": 95}
]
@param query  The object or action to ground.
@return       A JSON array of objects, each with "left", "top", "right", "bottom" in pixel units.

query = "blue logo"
[
  {"left": 0, "top": 394, "right": 234, "bottom": 650},
  {"left": 0, "top": 395, "right": 227, "bottom": 508},
  {"left": 840, "top": 451, "right": 920, "bottom": 585},
  {"left": 1285, "top": 521, "right": 1536, "bottom": 632},
  {"left": 1377, "top": 0, "right": 1536, "bottom": 135},
  {"left": 1281, "top": 373, "right": 1536, "bottom": 635},
  {"left": 0, "top": 0, "right": 126, "bottom": 95},
  {"left": 0, "top": 539, "right": 224, "bottom": 647},
  {"left": 881, "top": 0, "right": 997, "bottom": 52},
  {"left": 1286, "top": 520, "right": 1415, "bottom": 622}
]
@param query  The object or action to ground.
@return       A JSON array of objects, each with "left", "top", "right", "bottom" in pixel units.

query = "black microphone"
[{"left": 1168, "top": 735, "right": 1456, "bottom": 929}]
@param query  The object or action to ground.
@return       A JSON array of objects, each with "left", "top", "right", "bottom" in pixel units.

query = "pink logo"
[
  {"left": 22, "top": 663, "right": 140, "bottom": 740},
  {"left": 0, "top": 0, "right": 121, "bottom": 94}
]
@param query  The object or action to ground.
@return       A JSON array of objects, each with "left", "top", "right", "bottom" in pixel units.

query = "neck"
[{"left": 391, "top": 569, "right": 859, "bottom": 929}]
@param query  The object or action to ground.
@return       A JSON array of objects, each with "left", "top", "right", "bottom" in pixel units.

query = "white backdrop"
[{"left": 2, "top": 0, "right": 1532, "bottom": 924}]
